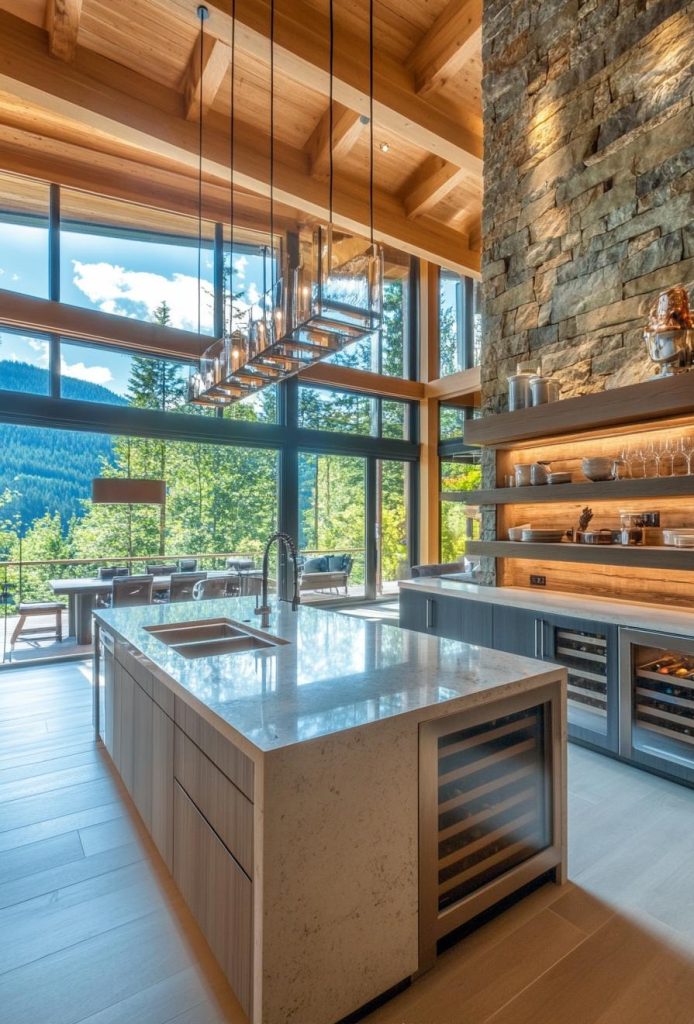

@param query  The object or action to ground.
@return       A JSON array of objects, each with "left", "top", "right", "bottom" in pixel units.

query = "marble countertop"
[
  {"left": 95, "top": 598, "right": 557, "bottom": 753},
  {"left": 400, "top": 578, "right": 694, "bottom": 637}
]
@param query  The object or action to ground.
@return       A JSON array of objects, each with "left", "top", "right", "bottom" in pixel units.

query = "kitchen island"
[{"left": 93, "top": 598, "right": 566, "bottom": 1024}]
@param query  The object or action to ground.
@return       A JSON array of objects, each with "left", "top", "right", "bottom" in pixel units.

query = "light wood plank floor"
[{"left": 2, "top": 661, "right": 694, "bottom": 1024}]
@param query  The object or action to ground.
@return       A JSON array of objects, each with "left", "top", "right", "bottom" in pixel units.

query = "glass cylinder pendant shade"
[
  {"left": 190, "top": 228, "right": 384, "bottom": 406},
  {"left": 291, "top": 225, "right": 383, "bottom": 342}
]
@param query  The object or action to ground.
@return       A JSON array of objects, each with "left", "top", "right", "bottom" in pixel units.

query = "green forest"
[{"left": 0, "top": 284, "right": 458, "bottom": 606}]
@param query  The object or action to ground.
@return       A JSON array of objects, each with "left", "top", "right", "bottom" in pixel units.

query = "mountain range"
[{"left": 0, "top": 360, "right": 124, "bottom": 532}]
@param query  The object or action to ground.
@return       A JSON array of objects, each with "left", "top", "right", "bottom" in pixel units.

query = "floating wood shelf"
[
  {"left": 441, "top": 475, "right": 694, "bottom": 505},
  {"left": 465, "top": 374, "right": 694, "bottom": 449},
  {"left": 467, "top": 540, "right": 694, "bottom": 570}
]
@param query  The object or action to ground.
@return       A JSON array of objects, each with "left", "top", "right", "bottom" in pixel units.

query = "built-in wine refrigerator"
[
  {"left": 418, "top": 684, "right": 565, "bottom": 970},
  {"left": 620, "top": 628, "right": 694, "bottom": 787}
]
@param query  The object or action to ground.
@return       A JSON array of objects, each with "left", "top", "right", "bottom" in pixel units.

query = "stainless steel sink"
[{"left": 144, "top": 617, "right": 287, "bottom": 659}]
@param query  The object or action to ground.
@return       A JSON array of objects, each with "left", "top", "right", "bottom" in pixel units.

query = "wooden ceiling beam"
[
  {"left": 181, "top": 33, "right": 231, "bottom": 122},
  {"left": 298, "top": 362, "right": 424, "bottom": 400},
  {"left": 45, "top": 0, "right": 82, "bottom": 63},
  {"left": 0, "top": 125, "right": 301, "bottom": 241},
  {"left": 402, "top": 155, "right": 466, "bottom": 219},
  {"left": 0, "top": 13, "right": 480, "bottom": 275},
  {"left": 425, "top": 366, "right": 481, "bottom": 400},
  {"left": 306, "top": 103, "right": 364, "bottom": 180},
  {"left": 161, "top": 0, "right": 482, "bottom": 175},
  {"left": 407, "top": 0, "right": 482, "bottom": 97},
  {"left": 0, "top": 288, "right": 207, "bottom": 360}
]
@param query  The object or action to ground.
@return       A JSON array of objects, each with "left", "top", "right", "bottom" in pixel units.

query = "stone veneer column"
[{"left": 478, "top": 0, "right": 694, "bottom": 571}]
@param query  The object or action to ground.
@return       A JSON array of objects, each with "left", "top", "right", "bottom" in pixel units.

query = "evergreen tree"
[{"left": 127, "top": 302, "right": 188, "bottom": 412}]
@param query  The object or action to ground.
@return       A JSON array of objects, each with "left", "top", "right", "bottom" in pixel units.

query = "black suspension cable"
[
  {"left": 369, "top": 0, "right": 374, "bottom": 246},
  {"left": 329, "top": 0, "right": 334, "bottom": 227},
  {"left": 270, "top": 0, "right": 275, "bottom": 294},
  {"left": 196, "top": 6, "right": 207, "bottom": 337},
  {"left": 229, "top": 0, "right": 236, "bottom": 338}
]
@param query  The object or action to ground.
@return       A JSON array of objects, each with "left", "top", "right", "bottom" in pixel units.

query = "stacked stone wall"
[{"left": 481, "top": 0, "right": 694, "bottom": 410}]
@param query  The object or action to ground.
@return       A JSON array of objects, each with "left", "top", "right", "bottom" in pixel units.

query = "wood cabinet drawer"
[
  {"left": 174, "top": 726, "right": 253, "bottom": 877},
  {"left": 151, "top": 701, "right": 174, "bottom": 870},
  {"left": 173, "top": 781, "right": 252, "bottom": 1017},
  {"left": 175, "top": 697, "right": 254, "bottom": 801},
  {"left": 120, "top": 645, "right": 175, "bottom": 718}
]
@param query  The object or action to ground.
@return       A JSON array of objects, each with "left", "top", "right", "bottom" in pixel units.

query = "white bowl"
[
  {"left": 663, "top": 529, "right": 694, "bottom": 546},
  {"left": 508, "top": 524, "right": 531, "bottom": 541}
]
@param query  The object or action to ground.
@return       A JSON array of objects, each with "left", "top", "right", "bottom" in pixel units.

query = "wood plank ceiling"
[{"left": 0, "top": 0, "right": 482, "bottom": 274}]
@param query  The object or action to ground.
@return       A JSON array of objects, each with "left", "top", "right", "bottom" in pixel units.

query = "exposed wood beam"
[
  {"left": 425, "top": 366, "right": 481, "bottom": 400},
  {"left": 0, "top": 126, "right": 301, "bottom": 241},
  {"left": 45, "top": 0, "right": 82, "bottom": 63},
  {"left": 402, "top": 155, "right": 466, "bottom": 219},
  {"left": 306, "top": 103, "right": 363, "bottom": 180},
  {"left": 0, "top": 13, "right": 480, "bottom": 275},
  {"left": 407, "top": 0, "right": 482, "bottom": 97},
  {"left": 0, "top": 289, "right": 208, "bottom": 360},
  {"left": 181, "top": 34, "right": 231, "bottom": 121},
  {"left": 468, "top": 221, "right": 481, "bottom": 252},
  {"left": 161, "top": 0, "right": 482, "bottom": 175},
  {"left": 299, "top": 362, "right": 424, "bottom": 401}
]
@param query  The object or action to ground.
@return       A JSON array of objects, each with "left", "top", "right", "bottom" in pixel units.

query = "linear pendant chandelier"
[{"left": 189, "top": 0, "right": 384, "bottom": 407}]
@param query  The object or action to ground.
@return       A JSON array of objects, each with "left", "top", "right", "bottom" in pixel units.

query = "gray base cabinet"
[
  {"left": 399, "top": 588, "right": 493, "bottom": 646},
  {"left": 402, "top": 593, "right": 619, "bottom": 754},
  {"left": 491, "top": 605, "right": 538, "bottom": 659}
]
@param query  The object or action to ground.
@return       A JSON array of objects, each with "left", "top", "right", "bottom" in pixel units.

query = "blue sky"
[{"left": 0, "top": 219, "right": 270, "bottom": 395}]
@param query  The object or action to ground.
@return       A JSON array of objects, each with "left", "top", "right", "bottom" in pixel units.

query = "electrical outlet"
[{"left": 530, "top": 574, "right": 546, "bottom": 586}]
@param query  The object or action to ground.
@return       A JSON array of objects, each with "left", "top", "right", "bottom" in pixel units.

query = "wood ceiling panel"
[
  {"left": 435, "top": 184, "right": 481, "bottom": 226},
  {"left": 0, "top": 0, "right": 44, "bottom": 27},
  {"left": 298, "top": 0, "right": 454, "bottom": 62},
  {"left": 77, "top": 0, "right": 196, "bottom": 90},
  {"left": 339, "top": 124, "right": 428, "bottom": 195},
  {"left": 211, "top": 53, "right": 327, "bottom": 151},
  {"left": 0, "top": 2, "right": 483, "bottom": 266},
  {"left": 436, "top": 51, "right": 482, "bottom": 113}
]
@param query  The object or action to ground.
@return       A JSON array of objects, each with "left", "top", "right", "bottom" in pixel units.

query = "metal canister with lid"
[
  {"left": 529, "top": 375, "right": 551, "bottom": 406},
  {"left": 507, "top": 373, "right": 532, "bottom": 411}
]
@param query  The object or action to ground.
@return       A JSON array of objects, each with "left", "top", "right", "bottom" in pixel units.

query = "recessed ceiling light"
[{"left": 379, "top": 142, "right": 390, "bottom": 153}]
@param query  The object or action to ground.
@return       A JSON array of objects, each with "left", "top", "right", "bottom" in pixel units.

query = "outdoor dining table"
[{"left": 49, "top": 570, "right": 262, "bottom": 645}]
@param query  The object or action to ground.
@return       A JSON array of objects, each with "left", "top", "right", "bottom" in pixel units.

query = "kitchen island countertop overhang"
[{"left": 94, "top": 597, "right": 564, "bottom": 753}]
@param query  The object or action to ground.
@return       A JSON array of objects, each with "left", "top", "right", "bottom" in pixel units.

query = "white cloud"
[
  {"left": 60, "top": 357, "right": 113, "bottom": 386},
  {"left": 71, "top": 261, "right": 214, "bottom": 332},
  {"left": 0, "top": 335, "right": 49, "bottom": 367},
  {"left": 233, "top": 255, "right": 248, "bottom": 282}
]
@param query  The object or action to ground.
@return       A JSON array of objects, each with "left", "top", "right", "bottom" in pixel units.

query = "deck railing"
[{"left": 0, "top": 547, "right": 367, "bottom": 611}]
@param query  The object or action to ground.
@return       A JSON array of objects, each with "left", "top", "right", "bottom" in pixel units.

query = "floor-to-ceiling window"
[
  {"left": 376, "top": 459, "right": 411, "bottom": 595},
  {"left": 439, "top": 270, "right": 481, "bottom": 377},
  {"left": 0, "top": 169, "right": 420, "bottom": 658},
  {"left": 298, "top": 453, "right": 367, "bottom": 600}
]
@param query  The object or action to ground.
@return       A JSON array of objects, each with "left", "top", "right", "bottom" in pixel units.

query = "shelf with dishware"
[
  {"left": 466, "top": 540, "right": 694, "bottom": 571},
  {"left": 465, "top": 372, "right": 694, "bottom": 449},
  {"left": 463, "top": 374, "right": 694, "bottom": 608},
  {"left": 441, "top": 475, "right": 694, "bottom": 505}
]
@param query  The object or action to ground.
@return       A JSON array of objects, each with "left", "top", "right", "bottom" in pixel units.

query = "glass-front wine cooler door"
[
  {"left": 620, "top": 628, "right": 694, "bottom": 786},
  {"left": 543, "top": 616, "right": 618, "bottom": 751},
  {"left": 418, "top": 687, "right": 563, "bottom": 970}
]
